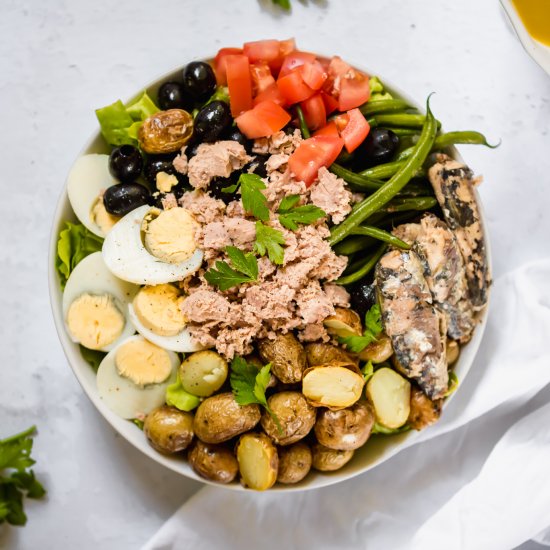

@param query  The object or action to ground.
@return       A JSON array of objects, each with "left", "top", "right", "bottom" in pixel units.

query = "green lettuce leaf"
[
  {"left": 369, "top": 76, "right": 393, "bottom": 101},
  {"left": 79, "top": 346, "right": 106, "bottom": 372},
  {"left": 126, "top": 92, "right": 160, "bottom": 121},
  {"left": 56, "top": 222, "right": 103, "bottom": 289},
  {"left": 166, "top": 374, "right": 201, "bottom": 411}
]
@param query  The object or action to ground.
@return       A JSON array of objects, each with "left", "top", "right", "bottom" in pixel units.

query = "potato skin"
[
  {"left": 193, "top": 392, "right": 261, "bottom": 444},
  {"left": 188, "top": 440, "right": 238, "bottom": 484},
  {"left": 408, "top": 386, "right": 442, "bottom": 430},
  {"left": 144, "top": 406, "right": 194, "bottom": 454},
  {"left": 358, "top": 334, "right": 393, "bottom": 363},
  {"left": 277, "top": 442, "right": 312, "bottom": 484},
  {"left": 323, "top": 308, "right": 363, "bottom": 338},
  {"left": 314, "top": 401, "right": 375, "bottom": 451},
  {"left": 258, "top": 333, "right": 307, "bottom": 384},
  {"left": 305, "top": 343, "right": 357, "bottom": 368},
  {"left": 236, "top": 432, "right": 278, "bottom": 491},
  {"left": 311, "top": 442, "right": 354, "bottom": 472},
  {"left": 260, "top": 391, "right": 316, "bottom": 445}
]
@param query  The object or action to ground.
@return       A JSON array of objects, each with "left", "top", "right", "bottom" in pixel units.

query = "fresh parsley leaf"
[
  {"left": 230, "top": 357, "right": 283, "bottom": 433},
  {"left": 278, "top": 194, "right": 301, "bottom": 212},
  {"left": 272, "top": 0, "right": 291, "bottom": 9},
  {"left": 240, "top": 173, "right": 270, "bottom": 222},
  {"left": 0, "top": 426, "right": 46, "bottom": 526},
  {"left": 277, "top": 196, "right": 326, "bottom": 231},
  {"left": 204, "top": 248, "right": 259, "bottom": 291},
  {"left": 254, "top": 221, "right": 286, "bottom": 265},
  {"left": 361, "top": 360, "right": 375, "bottom": 383},
  {"left": 339, "top": 304, "right": 383, "bottom": 353}
]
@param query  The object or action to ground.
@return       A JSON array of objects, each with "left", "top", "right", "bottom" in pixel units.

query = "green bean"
[
  {"left": 359, "top": 160, "right": 403, "bottom": 180},
  {"left": 333, "top": 235, "right": 377, "bottom": 255},
  {"left": 350, "top": 226, "right": 411, "bottom": 249},
  {"left": 295, "top": 105, "right": 310, "bottom": 139},
  {"left": 329, "top": 97, "right": 438, "bottom": 246},
  {"left": 369, "top": 113, "right": 440, "bottom": 129},
  {"left": 330, "top": 163, "right": 384, "bottom": 191},
  {"left": 335, "top": 244, "right": 387, "bottom": 285},
  {"left": 387, "top": 128, "right": 421, "bottom": 137},
  {"left": 360, "top": 99, "right": 413, "bottom": 117},
  {"left": 377, "top": 211, "right": 424, "bottom": 230},
  {"left": 381, "top": 196, "right": 438, "bottom": 213}
]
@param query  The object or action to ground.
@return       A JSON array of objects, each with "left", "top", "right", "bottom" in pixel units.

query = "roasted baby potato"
[
  {"left": 180, "top": 350, "right": 228, "bottom": 397},
  {"left": 193, "top": 392, "right": 261, "bottom": 444},
  {"left": 258, "top": 333, "right": 307, "bottom": 384},
  {"left": 188, "top": 440, "right": 238, "bottom": 484},
  {"left": 358, "top": 334, "right": 393, "bottom": 363},
  {"left": 277, "top": 442, "right": 312, "bottom": 484},
  {"left": 323, "top": 308, "right": 362, "bottom": 338},
  {"left": 314, "top": 401, "right": 375, "bottom": 451},
  {"left": 260, "top": 391, "right": 316, "bottom": 445},
  {"left": 366, "top": 367, "right": 411, "bottom": 429},
  {"left": 446, "top": 339, "right": 460, "bottom": 366},
  {"left": 236, "top": 433, "right": 278, "bottom": 491},
  {"left": 138, "top": 109, "right": 193, "bottom": 154},
  {"left": 311, "top": 442, "right": 354, "bottom": 472},
  {"left": 144, "top": 405, "right": 194, "bottom": 454},
  {"left": 408, "top": 386, "right": 442, "bottom": 430},
  {"left": 305, "top": 342, "right": 357, "bottom": 368},
  {"left": 302, "top": 363, "right": 365, "bottom": 409}
]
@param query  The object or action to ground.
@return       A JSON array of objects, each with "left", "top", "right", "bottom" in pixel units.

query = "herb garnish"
[
  {"left": 240, "top": 173, "right": 270, "bottom": 222},
  {"left": 277, "top": 194, "right": 326, "bottom": 230},
  {"left": 339, "top": 304, "right": 383, "bottom": 353},
  {"left": 254, "top": 221, "right": 286, "bottom": 265},
  {"left": 204, "top": 246, "right": 259, "bottom": 291}
]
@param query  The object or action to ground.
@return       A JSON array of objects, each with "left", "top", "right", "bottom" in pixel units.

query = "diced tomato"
[
  {"left": 271, "top": 38, "right": 297, "bottom": 74},
  {"left": 277, "top": 71, "right": 314, "bottom": 104},
  {"left": 214, "top": 47, "right": 242, "bottom": 85},
  {"left": 253, "top": 82, "right": 287, "bottom": 107},
  {"left": 243, "top": 39, "right": 281, "bottom": 64},
  {"left": 339, "top": 108, "right": 371, "bottom": 153},
  {"left": 313, "top": 120, "right": 339, "bottom": 138},
  {"left": 250, "top": 62, "right": 275, "bottom": 95},
  {"left": 298, "top": 61, "right": 327, "bottom": 91},
  {"left": 236, "top": 100, "right": 291, "bottom": 139},
  {"left": 226, "top": 54, "right": 253, "bottom": 116},
  {"left": 299, "top": 93, "right": 326, "bottom": 131},
  {"left": 339, "top": 75, "right": 371, "bottom": 111},
  {"left": 288, "top": 135, "right": 344, "bottom": 186},
  {"left": 278, "top": 51, "right": 316, "bottom": 78},
  {"left": 333, "top": 113, "right": 349, "bottom": 133},
  {"left": 320, "top": 91, "right": 339, "bottom": 115}
]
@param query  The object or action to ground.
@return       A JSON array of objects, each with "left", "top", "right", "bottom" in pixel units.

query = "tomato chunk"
[
  {"left": 214, "top": 47, "right": 243, "bottom": 86},
  {"left": 226, "top": 54, "right": 253, "bottom": 116},
  {"left": 300, "top": 93, "right": 326, "bottom": 131},
  {"left": 320, "top": 91, "right": 339, "bottom": 115},
  {"left": 288, "top": 135, "right": 344, "bottom": 186},
  {"left": 250, "top": 62, "right": 275, "bottom": 95},
  {"left": 236, "top": 100, "right": 291, "bottom": 139},
  {"left": 279, "top": 51, "right": 316, "bottom": 78},
  {"left": 313, "top": 121, "right": 339, "bottom": 138},
  {"left": 339, "top": 75, "right": 371, "bottom": 111},
  {"left": 243, "top": 39, "right": 281, "bottom": 64},
  {"left": 277, "top": 71, "right": 314, "bottom": 104},
  {"left": 253, "top": 82, "right": 287, "bottom": 107},
  {"left": 339, "top": 108, "right": 371, "bottom": 153},
  {"left": 298, "top": 61, "right": 327, "bottom": 91}
]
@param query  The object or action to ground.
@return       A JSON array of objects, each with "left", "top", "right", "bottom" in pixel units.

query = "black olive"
[
  {"left": 109, "top": 145, "right": 143, "bottom": 183},
  {"left": 144, "top": 154, "right": 187, "bottom": 187},
  {"left": 182, "top": 61, "right": 216, "bottom": 101},
  {"left": 355, "top": 128, "right": 400, "bottom": 169},
  {"left": 157, "top": 81, "right": 193, "bottom": 111},
  {"left": 103, "top": 183, "right": 151, "bottom": 216},
  {"left": 348, "top": 282, "right": 377, "bottom": 318},
  {"left": 223, "top": 127, "right": 252, "bottom": 152},
  {"left": 193, "top": 101, "right": 232, "bottom": 143},
  {"left": 245, "top": 155, "right": 269, "bottom": 179},
  {"left": 208, "top": 172, "right": 240, "bottom": 204}
]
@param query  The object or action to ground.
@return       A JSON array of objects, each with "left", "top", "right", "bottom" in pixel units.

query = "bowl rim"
[{"left": 48, "top": 55, "right": 492, "bottom": 493}]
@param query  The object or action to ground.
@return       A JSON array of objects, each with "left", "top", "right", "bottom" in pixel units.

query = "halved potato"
[
  {"left": 358, "top": 334, "right": 393, "bottom": 363},
  {"left": 408, "top": 386, "right": 442, "bottom": 430},
  {"left": 180, "top": 350, "right": 228, "bottom": 397},
  {"left": 366, "top": 367, "right": 411, "bottom": 429},
  {"left": 277, "top": 442, "right": 312, "bottom": 484},
  {"left": 302, "top": 364, "right": 364, "bottom": 409},
  {"left": 311, "top": 442, "right": 354, "bottom": 472},
  {"left": 305, "top": 343, "right": 357, "bottom": 368},
  {"left": 323, "top": 308, "right": 362, "bottom": 338},
  {"left": 236, "top": 433, "right": 278, "bottom": 491}
]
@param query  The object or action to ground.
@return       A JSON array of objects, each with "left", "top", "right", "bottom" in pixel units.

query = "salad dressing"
[{"left": 511, "top": 0, "right": 550, "bottom": 46}]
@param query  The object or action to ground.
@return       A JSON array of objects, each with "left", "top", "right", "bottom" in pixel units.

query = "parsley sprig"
[
  {"left": 204, "top": 246, "right": 259, "bottom": 291},
  {"left": 230, "top": 357, "right": 283, "bottom": 433},
  {"left": 277, "top": 195, "right": 326, "bottom": 230},
  {"left": 240, "top": 173, "right": 270, "bottom": 222},
  {"left": 0, "top": 426, "right": 46, "bottom": 526},
  {"left": 339, "top": 304, "right": 383, "bottom": 353},
  {"left": 254, "top": 221, "right": 286, "bottom": 265}
]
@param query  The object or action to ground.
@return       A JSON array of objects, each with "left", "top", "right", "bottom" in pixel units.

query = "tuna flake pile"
[{"left": 169, "top": 130, "right": 354, "bottom": 359}]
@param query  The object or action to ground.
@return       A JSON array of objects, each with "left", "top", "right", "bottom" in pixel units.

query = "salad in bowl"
[{"left": 50, "top": 38, "right": 493, "bottom": 491}]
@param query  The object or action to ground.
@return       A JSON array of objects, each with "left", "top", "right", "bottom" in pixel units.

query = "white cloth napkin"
[{"left": 143, "top": 259, "right": 550, "bottom": 550}]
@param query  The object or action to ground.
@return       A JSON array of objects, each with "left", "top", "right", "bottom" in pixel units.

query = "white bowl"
[{"left": 48, "top": 63, "right": 491, "bottom": 492}]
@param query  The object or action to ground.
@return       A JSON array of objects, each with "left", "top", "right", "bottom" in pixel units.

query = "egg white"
[
  {"left": 67, "top": 154, "right": 118, "bottom": 238},
  {"left": 96, "top": 335, "right": 178, "bottom": 419},
  {"left": 102, "top": 205, "right": 204, "bottom": 285},
  {"left": 62, "top": 252, "right": 138, "bottom": 351}
]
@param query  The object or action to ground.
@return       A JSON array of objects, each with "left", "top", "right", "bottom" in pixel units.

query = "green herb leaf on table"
[
  {"left": 0, "top": 426, "right": 46, "bottom": 526},
  {"left": 240, "top": 173, "right": 270, "bottom": 222},
  {"left": 254, "top": 221, "right": 286, "bottom": 265},
  {"left": 277, "top": 194, "right": 326, "bottom": 231},
  {"left": 272, "top": 0, "right": 291, "bottom": 9},
  {"left": 339, "top": 304, "right": 383, "bottom": 353},
  {"left": 56, "top": 222, "right": 103, "bottom": 289},
  {"left": 204, "top": 247, "right": 259, "bottom": 291}
]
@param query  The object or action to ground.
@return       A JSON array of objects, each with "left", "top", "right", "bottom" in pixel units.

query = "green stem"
[
  {"left": 295, "top": 105, "right": 310, "bottom": 139},
  {"left": 335, "top": 244, "right": 387, "bottom": 285}
]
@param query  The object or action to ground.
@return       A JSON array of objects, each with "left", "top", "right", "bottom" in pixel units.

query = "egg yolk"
[
  {"left": 115, "top": 339, "right": 172, "bottom": 386},
  {"left": 133, "top": 284, "right": 186, "bottom": 336}
]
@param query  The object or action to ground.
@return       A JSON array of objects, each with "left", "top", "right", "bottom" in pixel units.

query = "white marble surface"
[{"left": 0, "top": 0, "right": 549, "bottom": 548}]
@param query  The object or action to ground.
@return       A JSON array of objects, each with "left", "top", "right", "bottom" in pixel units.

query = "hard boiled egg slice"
[
  {"left": 97, "top": 335, "right": 178, "bottom": 419},
  {"left": 127, "top": 284, "right": 206, "bottom": 353},
  {"left": 102, "top": 205, "right": 204, "bottom": 285},
  {"left": 62, "top": 252, "right": 138, "bottom": 351},
  {"left": 67, "top": 154, "right": 119, "bottom": 237}
]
